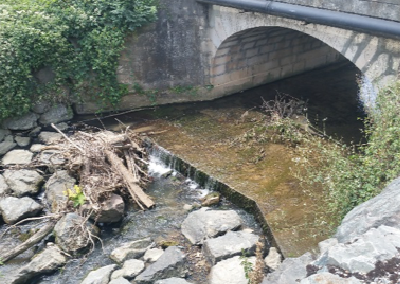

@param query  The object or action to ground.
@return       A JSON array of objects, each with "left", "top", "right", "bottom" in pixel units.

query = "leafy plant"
[
  {"left": 240, "top": 248, "right": 253, "bottom": 283},
  {"left": 63, "top": 185, "right": 86, "bottom": 207}
]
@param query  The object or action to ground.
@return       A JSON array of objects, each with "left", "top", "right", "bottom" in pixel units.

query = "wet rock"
[
  {"left": 300, "top": 272, "right": 362, "bottom": 284},
  {"left": 39, "top": 150, "right": 66, "bottom": 167},
  {"left": 209, "top": 255, "right": 256, "bottom": 284},
  {"left": 201, "top": 191, "right": 221, "bottom": 206},
  {"left": 38, "top": 131, "right": 62, "bottom": 144},
  {"left": 315, "top": 225, "right": 400, "bottom": 274},
  {"left": 1, "top": 150, "right": 33, "bottom": 165},
  {"left": 111, "top": 259, "right": 145, "bottom": 279},
  {"left": 2, "top": 112, "right": 39, "bottom": 130},
  {"left": 181, "top": 207, "right": 241, "bottom": 244},
  {"left": 30, "top": 144, "right": 46, "bottom": 152},
  {"left": 15, "top": 136, "right": 31, "bottom": 147},
  {"left": 264, "top": 247, "right": 282, "bottom": 271},
  {"left": 45, "top": 170, "right": 75, "bottom": 211},
  {"left": 0, "top": 135, "right": 17, "bottom": 155},
  {"left": 39, "top": 104, "right": 73, "bottom": 125},
  {"left": 336, "top": 176, "right": 400, "bottom": 243},
  {"left": 9, "top": 244, "right": 68, "bottom": 284},
  {"left": 94, "top": 193, "right": 125, "bottom": 223},
  {"left": 80, "top": 264, "right": 116, "bottom": 284},
  {"left": 109, "top": 278, "right": 131, "bottom": 284},
  {"left": 110, "top": 237, "right": 152, "bottom": 263},
  {"left": 0, "top": 174, "right": 9, "bottom": 195},
  {"left": 135, "top": 246, "right": 186, "bottom": 283},
  {"left": 262, "top": 253, "right": 313, "bottom": 284},
  {"left": 54, "top": 212, "right": 99, "bottom": 255},
  {"left": 0, "top": 129, "right": 11, "bottom": 142},
  {"left": 202, "top": 230, "right": 259, "bottom": 264},
  {"left": 155, "top": 278, "right": 193, "bottom": 284},
  {"left": 144, "top": 248, "right": 164, "bottom": 263},
  {"left": 0, "top": 197, "right": 43, "bottom": 225},
  {"left": 29, "top": 127, "right": 42, "bottom": 137},
  {"left": 3, "top": 169, "right": 44, "bottom": 197}
]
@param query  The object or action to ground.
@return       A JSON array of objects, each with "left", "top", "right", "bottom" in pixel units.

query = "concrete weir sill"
[{"left": 148, "top": 142, "right": 280, "bottom": 254}]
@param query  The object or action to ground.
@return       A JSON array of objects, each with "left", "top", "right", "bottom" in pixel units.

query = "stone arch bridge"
[{"left": 76, "top": 0, "right": 400, "bottom": 113}]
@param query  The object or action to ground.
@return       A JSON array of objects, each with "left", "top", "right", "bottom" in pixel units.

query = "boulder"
[
  {"left": 262, "top": 253, "right": 313, "bottom": 284},
  {"left": 0, "top": 129, "right": 11, "bottom": 142},
  {"left": 2, "top": 112, "right": 39, "bottom": 130},
  {"left": 109, "top": 278, "right": 131, "bottom": 284},
  {"left": 3, "top": 169, "right": 44, "bottom": 197},
  {"left": 111, "top": 259, "right": 145, "bottom": 279},
  {"left": 201, "top": 191, "right": 221, "bottom": 206},
  {"left": 80, "top": 264, "right": 116, "bottom": 284},
  {"left": 318, "top": 238, "right": 338, "bottom": 255},
  {"left": 8, "top": 244, "right": 68, "bottom": 284},
  {"left": 143, "top": 248, "right": 164, "bottom": 263},
  {"left": 336, "top": 176, "right": 400, "bottom": 243},
  {"left": 39, "top": 104, "right": 73, "bottom": 125},
  {"left": 264, "top": 247, "right": 282, "bottom": 271},
  {"left": 110, "top": 238, "right": 152, "bottom": 263},
  {"left": 135, "top": 246, "right": 187, "bottom": 283},
  {"left": 155, "top": 278, "right": 193, "bottom": 284},
  {"left": 209, "top": 256, "right": 256, "bottom": 284},
  {"left": 1, "top": 150, "right": 33, "bottom": 165},
  {"left": 93, "top": 193, "right": 125, "bottom": 223},
  {"left": 0, "top": 135, "right": 17, "bottom": 155},
  {"left": 45, "top": 170, "right": 76, "bottom": 211},
  {"left": 0, "top": 174, "right": 10, "bottom": 195},
  {"left": 54, "top": 212, "right": 99, "bottom": 255},
  {"left": 15, "top": 136, "right": 31, "bottom": 147},
  {"left": 300, "top": 273, "right": 362, "bottom": 284},
  {"left": 38, "top": 131, "right": 62, "bottom": 144},
  {"left": 0, "top": 197, "right": 43, "bottom": 225},
  {"left": 202, "top": 230, "right": 259, "bottom": 264},
  {"left": 181, "top": 207, "right": 242, "bottom": 244},
  {"left": 315, "top": 225, "right": 400, "bottom": 274}
]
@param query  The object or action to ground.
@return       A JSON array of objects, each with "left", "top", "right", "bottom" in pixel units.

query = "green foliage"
[
  {"left": 0, "top": 0, "right": 157, "bottom": 120},
  {"left": 63, "top": 185, "right": 86, "bottom": 207},
  {"left": 240, "top": 248, "right": 253, "bottom": 283}
]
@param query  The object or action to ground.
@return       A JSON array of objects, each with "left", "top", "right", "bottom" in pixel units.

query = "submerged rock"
[
  {"left": 80, "top": 264, "right": 116, "bottom": 284},
  {"left": 181, "top": 207, "right": 242, "bottom": 244},
  {"left": 202, "top": 230, "right": 259, "bottom": 264},
  {"left": 8, "top": 244, "right": 68, "bottom": 284},
  {"left": 3, "top": 169, "right": 44, "bottom": 197},
  {"left": 0, "top": 197, "right": 42, "bottom": 225},
  {"left": 135, "top": 246, "right": 186, "bottom": 283},
  {"left": 110, "top": 237, "right": 152, "bottom": 263},
  {"left": 1, "top": 150, "right": 33, "bottom": 165},
  {"left": 209, "top": 256, "right": 256, "bottom": 284}
]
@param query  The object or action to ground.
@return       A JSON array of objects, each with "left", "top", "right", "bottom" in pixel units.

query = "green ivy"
[{"left": 0, "top": 0, "right": 157, "bottom": 120}]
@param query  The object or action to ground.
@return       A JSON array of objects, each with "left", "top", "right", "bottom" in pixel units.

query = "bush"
[{"left": 0, "top": 0, "right": 157, "bottom": 120}]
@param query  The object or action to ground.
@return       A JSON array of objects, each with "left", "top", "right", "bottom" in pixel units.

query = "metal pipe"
[{"left": 197, "top": 0, "right": 400, "bottom": 39}]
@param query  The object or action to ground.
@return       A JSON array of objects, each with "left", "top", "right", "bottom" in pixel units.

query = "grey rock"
[
  {"left": 135, "top": 246, "right": 186, "bottom": 283},
  {"left": 0, "top": 197, "right": 43, "bottom": 225},
  {"left": 1, "top": 150, "right": 33, "bottom": 165},
  {"left": 209, "top": 256, "right": 256, "bottom": 284},
  {"left": 0, "top": 139, "right": 17, "bottom": 155},
  {"left": 29, "top": 127, "right": 42, "bottom": 137},
  {"left": 54, "top": 212, "right": 99, "bottom": 255},
  {"left": 0, "top": 174, "right": 10, "bottom": 195},
  {"left": 181, "top": 207, "right": 242, "bottom": 244},
  {"left": 45, "top": 170, "right": 75, "bottom": 211},
  {"left": 35, "top": 66, "right": 55, "bottom": 84},
  {"left": 15, "top": 136, "right": 31, "bottom": 147},
  {"left": 318, "top": 238, "right": 338, "bottom": 255},
  {"left": 3, "top": 169, "right": 44, "bottom": 197},
  {"left": 80, "top": 264, "right": 116, "bottom": 284},
  {"left": 316, "top": 225, "right": 400, "bottom": 274},
  {"left": 39, "top": 104, "right": 73, "bottom": 125},
  {"left": 110, "top": 238, "right": 152, "bottom": 263},
  {"left": 0, "top": 129, "right": 11, "bottom": 142},
  {"left": 143, "top": 248, "right": 164, "bottom": 263},
  {"left": 30, "top": 144, "right": 46, "bottom": 152},
  {"left": 300, "top": 272, "right": 362, "bottom": 284},
  {"left": 111, "top": 259, "right": 145, "bottom": 279},
  {"left": 262, "top": 253, "right": 313, "bottom": 284},
  {"left": 39, "top": 150, "right": 66, "bottom": 167},
  {"left": 264, "top": 247, "right": 282, "bottom": 271},
  {"left": 109, "top": 278, "right": 131, "bottom": 284},
  {"left": 32, "top": 101, "right": 51, "bottom": 114},
  {"left": 38, "top": 131, "right": 62, "bottom": 144},
  {"left": 55, "top": 122, "right": 69, "bottom": 131},
  {"left": 2, "top": 112, "right": 39, "bottom": 130},
  {"left": 202, "top": 230, "right": 259, "bottom": 264},
  {"left": 94, "top": 193, "right": 125, "bottom": 223},
  {"left": 155, "top": 278, "right": 193, "bottom": 284},
  {"left": 336, "top": 176, "right": 400, "bottom": 243},
  {"left": 9, "top": 244, "right": 68, "bottom": 284}
]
